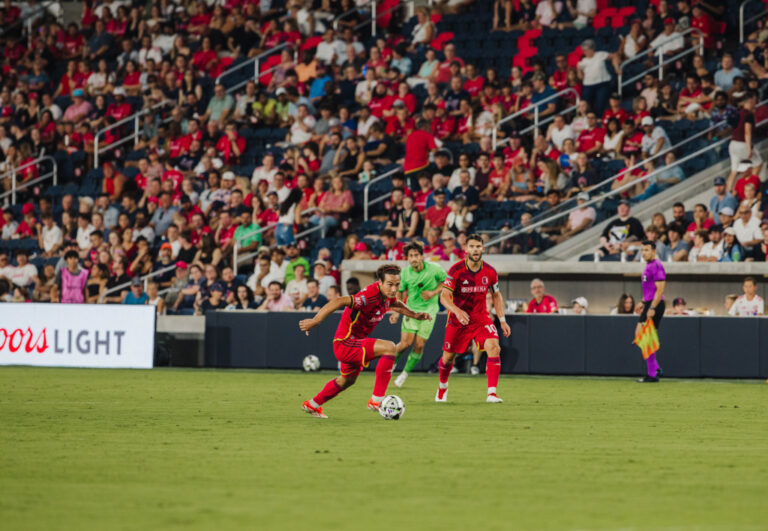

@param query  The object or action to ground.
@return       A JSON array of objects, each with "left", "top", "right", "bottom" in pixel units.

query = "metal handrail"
[
  {"left": 0, "top": 155, "right": 57, "bottom": 205},
  {"left": 215, "top": 42, "right": 294, "bottom": 94},
  {"left": 740, "top": 0, "right": 768, "bottom": 43},
  {"left": 487, "top": 105, "right": 768, "bottom": 251},
  {"left": 98, "top": 263, "right": 177, "bottom": 303},
  {"left": 0, "top": 0, "right": 56, "bottom": 38},
  {"left": 363, "top": 165, "right": 403, "bottom": 221},
  {"left": 618, "top": 27, "right": 703, "bottom": 96},
  {"left": 232, "top": 206, "right": 324, "bottom": 274},
  {"left": 350, "top": 0, "right": 414, "bottom": 37},
  {"left": 93, "top": 99, "right": 172, "bottom": 167},
  {"left": 492, "top": 87, "right": 580, "bottom": 149},
  {"left": 486, "top": 138, "right": 727, "bottom": 249}
]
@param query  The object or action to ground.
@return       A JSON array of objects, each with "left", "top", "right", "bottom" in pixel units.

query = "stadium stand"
[{"left": 0, "top": 0, "right": 767, "bottom": 311}]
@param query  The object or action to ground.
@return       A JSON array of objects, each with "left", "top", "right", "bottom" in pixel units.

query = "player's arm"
[
  {"left": 389, "top": 289, "right": 406, "bottom": 324},
  {"left": 390, "top": 299, "right": 431, "bottom": 320},
  {"left": 440, "top": 288, "right": 470, "bottom": 325},
  {"left": 647, "top": 280, "right": 666, "bottom": 319},
  {"left": 420, "top": 284, "right": 443, "bottom": 301},
  {"left": 491, "top": 289, "right": 511, "bottom": 337},
  {"left": 299, "top": 296, "right": 352, "bottom": 335}
]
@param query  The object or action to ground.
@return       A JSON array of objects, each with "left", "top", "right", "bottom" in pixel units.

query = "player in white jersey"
[{"left": 729, "top": 276, "right": 764, "bottom": 316}]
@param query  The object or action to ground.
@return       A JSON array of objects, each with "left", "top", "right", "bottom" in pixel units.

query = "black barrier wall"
[{"left": 204, "top": 312, "right": 768, "bottom": 379}]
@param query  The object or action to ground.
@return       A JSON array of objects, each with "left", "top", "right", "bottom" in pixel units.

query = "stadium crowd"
[{"left": 0, "top": 0, "right": 767, "bottom": 312}]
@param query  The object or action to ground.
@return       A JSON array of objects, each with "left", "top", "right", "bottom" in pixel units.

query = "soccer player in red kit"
[
  {"left": 299, "top": 264, "right": 431, "bottom": 418},
  {"left": 437, "top": 234, "right": 511, "bottom": 403}
]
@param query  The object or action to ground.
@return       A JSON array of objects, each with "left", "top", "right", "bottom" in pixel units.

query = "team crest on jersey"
[{"left": 481, "top": 277, "right": 488, "bottom": 285}]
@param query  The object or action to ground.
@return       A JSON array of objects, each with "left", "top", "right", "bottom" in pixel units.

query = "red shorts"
[
  {"left": 333, "top": 337, "right": 377, "bottom": 377},
  {"left": 443, "top": 319, "right": 499, "bottom": 354}
]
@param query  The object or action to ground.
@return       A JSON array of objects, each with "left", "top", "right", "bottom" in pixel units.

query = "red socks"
[
  {"left": 438, "top": 357, "right": 453, "bottom": 385},
  {"left": 486, "top": 357, "right": 501, "bottom": 390},
  {"left": 372, "top": 355, "right": 395, "bottom": 398},
  {"left": 313, "top": 378, "right": 343, "bottom": 406}
]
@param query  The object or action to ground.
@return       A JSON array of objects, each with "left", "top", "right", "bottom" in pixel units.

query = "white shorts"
[{"left": 729, "top": 140, "right": 763, "bottom": 171}]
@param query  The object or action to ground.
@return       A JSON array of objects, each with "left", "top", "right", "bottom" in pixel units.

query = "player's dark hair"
[
  {"left": 641, "top": 239, "right": 655, "bottom": 248},
  {"left": 744, "top": 276, "right": 756, "bottom": 285},
  {"left": 376, "top": 264, "right": 401, "bottom": 281},
  {"left": 466, "top": 233, "right": 483, "bottom": 244},
  {"left": 403, "top": 241, "right": 424, "bottom": 255}
]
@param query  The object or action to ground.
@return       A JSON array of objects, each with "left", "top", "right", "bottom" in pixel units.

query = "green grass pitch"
[{"left": 1, "top": 367, "right": 767, "bottom": 531}]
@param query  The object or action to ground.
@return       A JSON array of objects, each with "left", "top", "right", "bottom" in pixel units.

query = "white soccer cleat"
[
  {"left": 435, "top": 387, "right": 448, "bottom": 402},
  {"left": 486, "top": 393, "right": 503, "bottom": 403},
  {"left": 470, "top": 366, "right": 480, "bottom": 375},
  {"left": 394, "top": 372, "right": 408, "bottom": 388}
]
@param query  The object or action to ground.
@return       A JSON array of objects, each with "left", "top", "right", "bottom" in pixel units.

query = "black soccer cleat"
[{"left": 637, "top": 376, "right": 659, "bottom": 383}]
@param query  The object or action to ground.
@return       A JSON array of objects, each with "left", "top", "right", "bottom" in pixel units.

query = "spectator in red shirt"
[
  {"left": 691, "top": 5, "right": 715, "bottom": 50},
  {"left": 677, "top": 73, "right": 705, "bottom": 115},
  {"left": 216, "top": 122, "right": 245, "bottom": 164},
  {"left": 106, "top": 87, "right": 132, "bottom": 122},
  {"left": 423, "top": 188, "right": 450, "bottom": 236},
  {"left": 434, "top": 43, "right": 464, "bottom": 85},
  {"left": 385, "top": 102, "right": 416, "bottom": 137},
  {"left": 431, "top": 102, "right": 457, "bottom": 141},
  {"left": 550, "top": 54, "right": 569, "bottom": 92},
  {"left": 380, "top": 229, "right": 405, "bottom": 260},
  {"left": 576, "top": 112, "right": 605, "bottom": 157},
  {"left": 733, "top": 162, "right": 761, "bottom": 201},
  {"left": 602, "top": 93, "right": 629, "bottom": 127},
  {"left": 215, "top": 208, "right": 238, "bottom": 255},
  {"left": 414, "top": 173, "right": 433, "bottom": 212},
  {"left": 686, "top": 203, "right": 715, "bottom": 240},
  {"left": 404, "top": 120, "right": 440, "bottom": 175},
  {"left": 526, "top": 278, "right": 559, "bottom": 313},
  {"left": 463, "top": 63, "right": 485, "bottom": 100}
]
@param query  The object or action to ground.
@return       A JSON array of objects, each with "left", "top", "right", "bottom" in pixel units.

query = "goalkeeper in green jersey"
[{"left": 390, "top": 241, "right": 446, "bottom": 387}]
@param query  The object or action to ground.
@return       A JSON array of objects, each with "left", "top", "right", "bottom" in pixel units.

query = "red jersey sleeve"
[
  {"left": 351, "top": 283, "right": 382, "bottom": 309},
  {"left": 443, "top": 262, "right": 463, "bottom": 291}
]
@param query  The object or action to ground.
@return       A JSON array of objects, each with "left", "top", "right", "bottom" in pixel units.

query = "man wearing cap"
[
  {"left": 599, "top": 200, "right": 644, "bottom": 258},
  {"left": 552, "top": 192, "right": 596, "bottom": 244},
  {"left": 726, "top": 91, "right": 762, "bottom": 190},
  {"left": 671, "top": 297, "right": 693, "bottom": 316},
  {"left": 63, "top": 89, "right": 93, "bottom": 123},
  {"left": 649, "top": 17, "right": 684, "bottom": 57},
  {"left": 571, "top": 297, "right": 588, "bottom": 315},
  {"left": 528, "top": 73, "right": 557, "bottom": 120},
  {"left": 123, "top": 278, "right": 150, "bottom": 305},
  {"left": 708, "top": 177, "right": 739, "bottom": 219},
  {"left": 640, "top": 116, "right": 671, "bottom": 158}
]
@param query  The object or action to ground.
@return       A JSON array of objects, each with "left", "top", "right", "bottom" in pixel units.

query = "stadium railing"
[
  {"left": 0, "top": 1, "right": 61, "bottom": 39},
  {"left": 362, "top": 165, "right": 403, "bottom": 221},
  {"left": 0, "top": 155, "right": 58, "bottom": 205},
  {"left": 485, "top": 102, "right": 768, "bottom": 252},
  {"left": 93, "top": 99, "right": 173, "bottom": 168},
  {"left": 98, "top": 263, "right": 178, "bottom": 303},
  {"left": 232, "top": 207, "right": 323, "bottom": 275},
  {"left": 215, "top": 42, "right": 296, "bottom": 94},
  {"left": 332, "top": 0, "right": 374, "bottom": 32},
  {"left": 740, "top": 0, "right": 768, "bottom": 43},
  {"left": 618, "top": 27, "right": 703, "bottom": 97},
  {"left": 492, "top": 88, "right": 581, "bottom": 150}
]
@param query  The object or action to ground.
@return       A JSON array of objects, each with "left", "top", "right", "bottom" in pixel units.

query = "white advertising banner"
[{"left": 0, "top": 304, "right": 155, "bottom": 369}]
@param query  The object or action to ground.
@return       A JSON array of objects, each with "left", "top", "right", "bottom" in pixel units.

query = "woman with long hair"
[
  {"left": 613, "top": 293, "right": 636, "bottom": 314},
  {"left": 310, "top": 175, "right": 353, "bottom": 233},
  {"left": 194, "top": 232, "right": 223, "bottom": 267},
  {"left": 720, "top": 229, "right": 744, "bottom": 262},
  {"left": 230, "top": 284, "right": 258, "bottom": 310},
  {"left": 276, "top": 187, "right": 302, "bottom": 246}
]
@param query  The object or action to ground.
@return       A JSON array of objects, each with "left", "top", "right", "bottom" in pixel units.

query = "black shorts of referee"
[{"left": 638, "top": 299, "right": 665, "bottom": 329}]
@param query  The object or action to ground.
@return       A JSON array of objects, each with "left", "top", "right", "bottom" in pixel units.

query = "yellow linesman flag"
[{"left": 633, "top": 319, "right": 660, "bottom": 360}]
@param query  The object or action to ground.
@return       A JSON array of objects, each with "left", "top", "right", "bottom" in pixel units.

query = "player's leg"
[
  {"left": 364, "top": 338, "right": 397, "bottom": 409},
  {"left": 482, "top": 338, "right": 503, "bottom": 402},
  {"left": 394, "top": 329, "right": 416, "bottom": 365},
  {"left": 303, "top": 367, "right": 361, "bottom": 418},
  {"left": 396, "top": 314, "right": 435, "bottom": 387},
  {"left": 642, "top": 300, "right": 666, "bottom": 382},
  {"left": 436, "top": 349, "right": 458, "bottom": 402},
  {"left": 470, "top": 343, "right": 482, "bottom": 375}
]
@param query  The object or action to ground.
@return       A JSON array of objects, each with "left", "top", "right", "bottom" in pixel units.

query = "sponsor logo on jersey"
[{"left": 460, "top": 286, "right": 488, "bottom": 293}]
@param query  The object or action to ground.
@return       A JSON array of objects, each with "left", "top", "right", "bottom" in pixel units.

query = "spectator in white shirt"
[
  {"left": 270, "top": 247, "right": 288, "bottom": 284},
  {"left": 640, "top": 116, "right": 671, "bottom": 158},
  {"left": 733, "top": 206, "right": 763, "bottom": 255},
  {"left": 271, "top": 172, "right": 291, "bottom": 203},
  {"left": 75, "top": 213, "right": 95, "bottom": 251},
  {"left": 312, "top": 260, "right": 337, "bottom": 297},
  {"left": 286, "top": 263, "right": 309, "bottom": 307},
  {"left": 729, "top": 276, "right": 764, "bottom": 316},
  {"left": 649, "top": 18, "right": 685, "bottom": 57},
  {"left": 698, "top": 226, "right": 724, "bottom": 261},
  {"left": 251, "top": 153, "right": 279, "bottom": 190},
  {"left": 315, "top": 29, "right": 345, "bottom": 65},
  {"left": 577, "top": 39, "right": 621, "bottom": 116},
  {"left": 6, "top": 250, "right": 38, "bottom": 287},
  {"left": 288, "top": 104, "right": 316, "bottom": 145},
  {"left": 546, "top": 114, "right": 575, "bottom": 150},
  {"left": 38, "top": 213, "right": 63, "bottom": 258}
]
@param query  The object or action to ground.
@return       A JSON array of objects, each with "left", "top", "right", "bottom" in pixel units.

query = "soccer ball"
[
  {"left": 379, "top": 395, "right": 405, "bottom": 420},
  {"left": 302, "top": 355, "right": 320, "bottom": 372}
]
